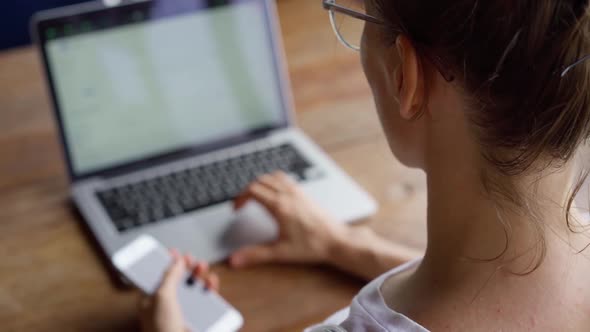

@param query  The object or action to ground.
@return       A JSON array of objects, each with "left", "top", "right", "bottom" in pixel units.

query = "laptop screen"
[{"left": 39, "top": 0, "right": 287, "bottom": 176}]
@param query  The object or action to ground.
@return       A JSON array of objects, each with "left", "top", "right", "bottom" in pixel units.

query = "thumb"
[
  {"left": 230, "top": 244, "right": 282, "bottom": 268},
  {"left": 158, "top": 256, "right": 185, "bottom": 297}
]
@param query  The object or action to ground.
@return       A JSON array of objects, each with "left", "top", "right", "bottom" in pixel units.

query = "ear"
[{"left": 395, "top": 35, "right": 425, "bottom": 120}]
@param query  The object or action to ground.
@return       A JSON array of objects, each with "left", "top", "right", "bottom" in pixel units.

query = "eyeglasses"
[
  {"left": 322, "top": 0, "right": 455, "bottom": 82},
  {"left": 322, "top": 0, "right": 383, "bottom": 51},
  {"left": 323, "top": 0, "right": 590, "bottom": 83}
]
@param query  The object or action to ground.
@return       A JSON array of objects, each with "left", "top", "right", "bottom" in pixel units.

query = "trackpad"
[{"left": 222, "top": 202, "right": 279, "bottom": 249}]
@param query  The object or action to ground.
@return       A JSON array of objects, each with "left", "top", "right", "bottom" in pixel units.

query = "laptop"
[{"left": 32, "top": 0, "right": 377, "bottom": 262}]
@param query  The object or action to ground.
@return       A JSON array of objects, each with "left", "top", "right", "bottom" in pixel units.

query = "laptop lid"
[{"left": 33, "top": 0, "right": 294, "bottom": 181}]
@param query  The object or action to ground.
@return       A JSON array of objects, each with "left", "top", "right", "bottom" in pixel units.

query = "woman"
[{"left": 140, "top": 0, "right": 590, "bottom": 330}]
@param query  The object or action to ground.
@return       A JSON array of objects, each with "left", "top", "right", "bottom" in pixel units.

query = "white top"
[{"left": 306, "top": 259, "right": 428, "bottom": 332}]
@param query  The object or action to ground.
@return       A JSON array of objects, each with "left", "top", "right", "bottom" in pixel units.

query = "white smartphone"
[{"left": 112, "top": 235, "right": 244, "bottom": 332}]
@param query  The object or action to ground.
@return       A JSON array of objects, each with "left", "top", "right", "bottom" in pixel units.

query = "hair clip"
[{"left": 560, "top": 54, "right": 590, "bottom": 77}]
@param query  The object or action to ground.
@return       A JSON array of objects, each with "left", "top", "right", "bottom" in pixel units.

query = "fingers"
[
  {"left": 191, "top": 261, "right": 208, "bottom": 278},
  {"left": 184, "top": 254, "right": 220, "bottom": 292},
  {"left": 233, "top": 171, "right": 299, "bottom": 211},
  {"left": 263, "top": 171, "right": 298, "bottom": 191},
  {"left": 256, "top": 174, "right": 281, "bottom": 192},
  {"left": 273, "top": 171, "right": 297, "bottom": 187},
  {"left": 205, "top": 273, "right": 220, "bottom": 291},
  {"left": 234, "top": 182, "right": 278, "bottom": 211},
  {"left": 157, "top": 253, "right": 186, "bottom": 298},
  {"left": 229, "top": 244, "right": 280, "bottom": 268}
]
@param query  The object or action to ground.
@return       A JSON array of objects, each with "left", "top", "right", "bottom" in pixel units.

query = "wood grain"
[{"left": 0, "top": 1, "right": 427, "bottom": 331}]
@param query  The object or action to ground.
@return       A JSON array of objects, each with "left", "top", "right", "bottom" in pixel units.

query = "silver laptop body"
[{"left": 32, "top": 0, "right": 377, "bottom": 262}]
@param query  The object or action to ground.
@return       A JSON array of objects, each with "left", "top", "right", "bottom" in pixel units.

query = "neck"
[
  {"left": 419, "top": 111, "right": 582, "bottom": 280},
  {"left": 424, "top": 159, "right": 574, "bottom": 266}
]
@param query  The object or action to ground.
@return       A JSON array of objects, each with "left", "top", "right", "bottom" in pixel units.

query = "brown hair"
[{"left": 373, "top": 0, "right": 590, "bottom": 270}]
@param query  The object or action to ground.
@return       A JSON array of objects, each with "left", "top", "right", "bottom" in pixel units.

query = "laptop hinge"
[{"left": 88, "top": 126, "right": 279, "bottom": 181}]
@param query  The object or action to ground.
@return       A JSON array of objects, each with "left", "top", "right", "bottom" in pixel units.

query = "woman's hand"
[
  {"left": 138, "top": 251, "right": 219, "bottom": 332},
  {"left": 229, "top": 172, "right": 349, "bottom": 268},
  {"left": 230, "top": 172, "right": 423, "bottom": 280}
]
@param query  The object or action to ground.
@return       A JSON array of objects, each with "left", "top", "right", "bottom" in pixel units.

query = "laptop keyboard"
[{"left": 97, "top": 144, "right": 319, "bottom": 232}]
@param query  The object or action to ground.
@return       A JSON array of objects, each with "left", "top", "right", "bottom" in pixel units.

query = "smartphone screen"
[{"left": 112, "top": 235, "right": 243, "bottom": 332}]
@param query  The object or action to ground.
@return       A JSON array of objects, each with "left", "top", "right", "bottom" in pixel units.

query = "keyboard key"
[{"left": 97, "top": 144, "right": 320, "bottom": 232}]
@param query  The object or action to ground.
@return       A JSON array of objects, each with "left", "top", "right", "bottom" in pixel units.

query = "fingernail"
[
  {"left": 192, "top": 266, "right": 201, "bottom": 278},
  {"left": 230, "top": 255, "right": 243, "bottom": 268}
]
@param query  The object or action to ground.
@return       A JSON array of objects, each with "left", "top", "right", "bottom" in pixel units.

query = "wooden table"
[{"left": 0, "top": 1, "right": 427, "bottom": 331}]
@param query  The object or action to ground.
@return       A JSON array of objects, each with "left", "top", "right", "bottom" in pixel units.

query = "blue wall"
[{"left": 1, "top": 0, "right": 86, "bottom": 49}]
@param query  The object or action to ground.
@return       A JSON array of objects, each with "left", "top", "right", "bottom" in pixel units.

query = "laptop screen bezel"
[{"left": 32, "top": 0, "right": 293, "bottom": 182}]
